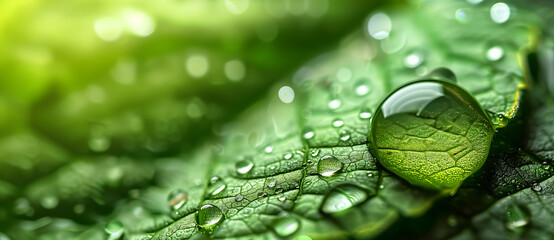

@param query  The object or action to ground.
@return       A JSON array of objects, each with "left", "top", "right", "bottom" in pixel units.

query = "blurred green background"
[{"left": 0, "top": 0, "right": 386, "bottom": 238}]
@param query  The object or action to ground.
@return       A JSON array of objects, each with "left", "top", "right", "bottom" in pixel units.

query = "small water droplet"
[
  {"left": 105, "top": 220, "right": 124, "bottom": 240},
  {"left": 275, "top": 188, "right": 284, "bottom": 194},
  {"left": 317, "top": 155, "right": 343, "bottom": 177},
  {"left": 379, "top": 184, "right": 385, "bottom": 189},
  {"left": 541, "top": 162, "right": 551, "bottom": 170},
  {"left": 368, "top": 12, "right": 392, "bottom": 40},
  {"left": 268, "top": 181, "right": 276, "bottom": 188},
  {"left": 196, "top": 204, "right": 224, "bottom": 230},
  {"left": 284, "top": 153, "right": 293, "bottom": 159},
  {"left": 425, "top": 67, "right": 457, "bottom": 83},
  {"left": 505, "top": 203, "right": 530, "bottom": 232},
  {"left": 490, "top": 2, "right": 510, "bottom": 24},
  {"left": 486, "top": 45, "right": 505, "bottom": 61},
  {"left": 265, "top": 145, "right": 274, "bottom": 153},
  {"left": 278, "top": 195, "right": 286, "bottom": 201},
  {"left": 339, "top": 130, "right": 350, "bottom": 141},
  {"left": 355, "top": 83, "right": 370, "bottom": 96},
  {"left": 278, "top": 86, "right": 295, "bottom": 104},
  {"left": 235, "top": 195, "right": 244, "bottom": 202},
  {"left": 258, "top": 192, "right": 267, "bottom": 198},
  {"left": 368, "top": 173, "right": 373, "bottom": 177},
  {"left": 321, "top": 184, "right": 368, "bottom": 214},
  {"left": 272, "top": 216, "right": 301, "bottom": 237},
  {"left": 332, "top": 119, "right": 344, "bottom": 128},
  {"left": 359, "top": 108, "right": 372, "bottom": 120},
  {"left": 302, "top": 128, "right": 315, "bottom": 140},
  {"left": 531, "top": 183, "right": 542, "bottom": 192},
  {"left": 311, "top": 149, "right": 320, "bottom": 157},
  {"left": 404, "top": 52, "right": 424, "bottom": 68},
  {"left": 328, "top": 99, "right": 342, "bottom": 110},
  {"left": 235, "top": 160, "right": 254, "bottom": 175},
  {"left": 167, "top": 189, "right": 188, "bottom": 210},
  {"left": 208, "top": 177, "right": 226, "bottom": 196},
  {"left": 209, "top": 176, "right": 220, "bottom": 185}
]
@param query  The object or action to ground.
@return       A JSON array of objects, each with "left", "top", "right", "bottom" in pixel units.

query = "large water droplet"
[
  {"left": 167, "top": 189, "right": 187, "bottom": 211},
  {"left": 321, "top": 184, "right": 368, "bottom": 214},
  {"left": 105, "top": 220, "right": 124, "bottom": 240},
  {"left": 272, "top": 216, "right": 301, "bottom": 237},
  {"left": 317, "top": 155, "right": 343, "bottom": 177},
  {"left": 505, "top": 203, "right": 530, "bottom": 232},
  {"left": 196, "top": 204, "right": 224, "bottom": 230},
  {"left": 370, "top": 79, "right": 494, "bottom": 190},
  {"left": 235, "top": 160, "right": 254, "bottom": 175}
]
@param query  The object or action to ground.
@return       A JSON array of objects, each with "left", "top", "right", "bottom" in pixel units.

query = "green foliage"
[{"left": 1, "top": 0, "right": 554, "bottom": 240}]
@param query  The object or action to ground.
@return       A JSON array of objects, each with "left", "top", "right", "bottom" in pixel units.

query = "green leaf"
[{"left": 114, "top": 1, "right": 538, "bottom": 239}]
